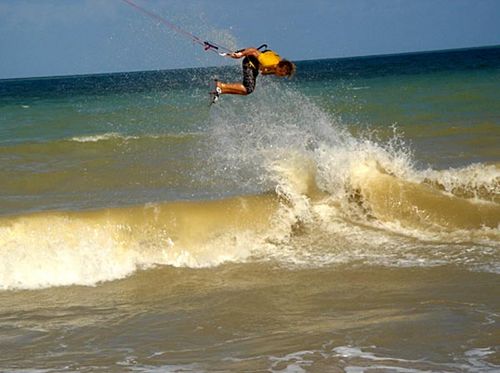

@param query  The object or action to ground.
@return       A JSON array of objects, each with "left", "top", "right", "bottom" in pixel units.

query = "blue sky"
[{"left": 1, "top": 0, "right": 499, "bottom": 79}]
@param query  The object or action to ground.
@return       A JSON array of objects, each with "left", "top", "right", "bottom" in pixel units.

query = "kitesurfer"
[{"left": 211, "top": 47, "right": 295, "bottom": 102}]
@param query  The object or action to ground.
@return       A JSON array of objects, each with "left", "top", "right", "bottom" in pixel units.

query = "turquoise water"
[{"left": 0, "top": 46, "right": 499, "bottom": 371}]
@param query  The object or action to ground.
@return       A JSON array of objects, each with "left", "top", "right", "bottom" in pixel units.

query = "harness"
[{"left": 258, "top": 50, "right": 281, "bottom": 68}]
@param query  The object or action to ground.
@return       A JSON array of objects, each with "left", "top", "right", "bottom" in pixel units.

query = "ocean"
[{"left": 0, "top": 46, "right": 499, "bottom": 372}]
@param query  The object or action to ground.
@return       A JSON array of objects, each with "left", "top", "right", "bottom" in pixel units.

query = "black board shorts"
[{"left": 242, "top": 56, "right": 259, "bottom": 94}]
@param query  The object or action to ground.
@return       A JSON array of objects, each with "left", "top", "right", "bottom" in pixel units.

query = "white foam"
[
  {"left": 125, "top": 363, "right": 201, "bottom": 372},
  {"left": 269, "top": 350, "right": 316, "bottom": 373},
  {"left": 420, "top": 163, "right": 500, "bottom": 201},
  {"left": 70, "top": 133, "right": 139, "bottom": 142},
  {"left": 333, "top": 345, "right": 499, "bottom": 373},
  {"left": 0, "top": 208, "right": 283, "bottom": 290},
  {"left": 0, "top": 217, "right": 139, "bottom": 290}
]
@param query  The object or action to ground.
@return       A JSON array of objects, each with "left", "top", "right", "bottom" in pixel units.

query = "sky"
[{"left": 1, "top": 0, "right": 499, "bottom": 79}]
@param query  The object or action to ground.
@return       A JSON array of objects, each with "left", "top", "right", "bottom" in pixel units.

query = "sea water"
[{"left": 0, "top": 46, "right": 499, "bottom": 371}]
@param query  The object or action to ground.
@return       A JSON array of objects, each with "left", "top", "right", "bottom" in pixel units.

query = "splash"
[{"left": 206, "top": 80, "right": 499, "bottom": 268}]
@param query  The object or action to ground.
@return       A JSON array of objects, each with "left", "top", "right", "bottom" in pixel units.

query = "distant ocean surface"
[{"left": 0, "top": 46, "right": 499, "bottom": 371}]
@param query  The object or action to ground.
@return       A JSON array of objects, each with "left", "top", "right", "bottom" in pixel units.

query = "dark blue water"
[{"left": 2, "top": 45, "right": 498, "bottom": 98}]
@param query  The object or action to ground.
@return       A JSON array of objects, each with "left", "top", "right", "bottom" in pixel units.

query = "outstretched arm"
[{"left": 227, "top": 47, "right": 260, "bottom": 59}]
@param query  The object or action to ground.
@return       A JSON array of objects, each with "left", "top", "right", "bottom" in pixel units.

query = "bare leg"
[{"left": 216, "top": 81, "right": 248, "bottom": 96}]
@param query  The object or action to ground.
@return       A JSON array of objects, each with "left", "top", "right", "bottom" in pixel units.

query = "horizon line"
[{"left": 1, "top": 43, "right": 499, "bottom": 82}]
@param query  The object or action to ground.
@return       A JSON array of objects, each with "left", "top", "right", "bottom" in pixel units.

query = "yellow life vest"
[{"left": 258, "top": 50, "right": 281, "bottom": 67}]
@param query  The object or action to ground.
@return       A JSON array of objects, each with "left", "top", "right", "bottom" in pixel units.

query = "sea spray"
[
  {"left": 205, "top": 79, "right": 499, "bottom": 271},
  {"left": 206, "top": 81, "right": 352, "bottom": 192}
]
